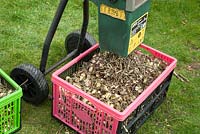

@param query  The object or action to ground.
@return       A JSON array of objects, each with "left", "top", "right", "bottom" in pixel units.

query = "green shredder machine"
[{"left": 95, "top": 0, "right": 151, "bottom": 56}]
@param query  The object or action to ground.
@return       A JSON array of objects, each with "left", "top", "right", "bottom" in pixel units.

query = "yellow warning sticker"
[
  {"left": 128, "top": 13, "right": 148, "bottom": 54},
  {"left": 100, "top": 4, "right": 126, "bottom": 21}
]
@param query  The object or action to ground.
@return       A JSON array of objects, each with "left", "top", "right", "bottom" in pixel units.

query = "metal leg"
[
  {"left": 40, "top": 0, "right": 89, "bottom": 74},
  {"left": 44, "top": 49, "right": 78, "bottom": 75},
  {"left": 77, "top": 0, "right": 89, "bottom": 53},
  {"left": 40, "top": 0, "right": 69, "bottom": 73}
]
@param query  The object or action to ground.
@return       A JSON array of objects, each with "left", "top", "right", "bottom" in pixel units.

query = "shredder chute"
[{"left": 94, "top": 0, "right": 151, "bottom": 56}]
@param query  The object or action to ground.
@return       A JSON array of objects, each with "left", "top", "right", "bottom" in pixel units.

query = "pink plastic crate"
[{"left": 51, "top": 44, "right": 177, "bottom": 134}]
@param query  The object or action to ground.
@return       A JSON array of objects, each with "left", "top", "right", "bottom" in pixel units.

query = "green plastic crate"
[{"left": 0, "top": 69, "right": 22, "bottom": 134}]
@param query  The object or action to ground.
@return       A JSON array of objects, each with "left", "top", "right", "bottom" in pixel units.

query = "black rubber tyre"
[
  {"left": 65, "top": 30, "right": 97, "bottom": 62},
  {"left": 10, "top": 64, "right": 49, "bottom": 105}
]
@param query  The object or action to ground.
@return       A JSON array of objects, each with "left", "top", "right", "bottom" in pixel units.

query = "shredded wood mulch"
[
  {"left": 65, "top": 51, "right": 167, "bottom": 112},
  {"left": 0, "top": 83, "right": 14, "bottom": 99}
]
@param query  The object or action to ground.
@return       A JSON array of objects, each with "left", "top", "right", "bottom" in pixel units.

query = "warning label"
[
  {"left": 128, "top": 13, "right": 148, "bottom": 54},
  {"left": 100, "top": 4, "right": 126, "bottom": 21}
]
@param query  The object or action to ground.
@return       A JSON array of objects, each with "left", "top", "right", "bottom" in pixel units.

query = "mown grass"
[{"left": 0, "top": 0, "right": 200, "bottom": 134}]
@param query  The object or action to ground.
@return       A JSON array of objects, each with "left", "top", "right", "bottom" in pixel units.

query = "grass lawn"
[{"left": 0, "top": 0, "right": 200, "bottom": 133}]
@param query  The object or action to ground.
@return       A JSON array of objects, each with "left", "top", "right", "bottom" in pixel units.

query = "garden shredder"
[{"left": 10, "top": 0, "right": 151, "bottom": 104}]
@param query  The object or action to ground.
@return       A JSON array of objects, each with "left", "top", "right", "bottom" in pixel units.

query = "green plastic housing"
[
  {"left": 0, "top": 69, "right": 22, "bottom": 134},
  {"left": 92, "top": 0, "right": 151, "bottom": 56}
]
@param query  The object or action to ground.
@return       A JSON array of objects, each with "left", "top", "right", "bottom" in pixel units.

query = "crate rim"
[
  {"left": 0, "top": 68, "right": 23, "bottom": 106},
  {"left": 52, "top": 43, "right": 177, "bottom": 121}
]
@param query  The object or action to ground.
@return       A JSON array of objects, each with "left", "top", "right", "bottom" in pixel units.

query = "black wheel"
[
  {"left": 10, "top": 64, "right": 49, "bottom": 105},
  {"left": 65, "top": 30, "right": 97, "bottom": 62}
]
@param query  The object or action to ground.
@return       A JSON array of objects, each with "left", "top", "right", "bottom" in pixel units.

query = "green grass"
[{"left": 0, "top": 0, "right": 200, "bottom": 133}]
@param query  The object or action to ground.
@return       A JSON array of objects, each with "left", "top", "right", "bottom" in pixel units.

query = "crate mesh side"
[
  {"left": 0, "top": 102, "right": 14, "bottom": 133},
  {"left": 137, "top": 46, "right": 174, "bottom": 65},
  {"left": 54, "top": 51, "right": 119, "bottom": 133},
  {"left": 0, "top": 76, "right": 21, "bottom": 134},
  {"left": 101, "top": 113, "right": 116, "bottom": 134},
  {"left": 53, "top": 84, "right": 118, "bottom": 134},
  {"left": 117, "top": 72, "right": 173, "bottom": 134},
  {"left": 0, "top": 98, "right": 20, "bottom": 134}
]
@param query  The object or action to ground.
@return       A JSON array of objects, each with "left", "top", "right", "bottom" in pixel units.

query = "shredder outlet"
[{"left": 92, "top": 0, "right": 151, "bottom": 56}]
